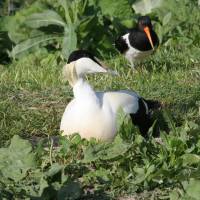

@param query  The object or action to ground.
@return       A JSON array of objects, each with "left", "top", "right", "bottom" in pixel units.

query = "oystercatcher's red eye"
[{"left": 139, "top": 21, "right": 144, "bottom": 26}]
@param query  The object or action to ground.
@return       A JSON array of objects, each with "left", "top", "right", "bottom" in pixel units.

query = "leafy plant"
[
  {"left": 132, "top": 0, "right": 163, "bottom": 15},
  {"left": 18, "top": 0, "right": 86, "bottom": 59},
  {"left": 132, "top": 0, "right": 200, "bottom": 50},
  {"left": 2, "top": 0, "right": 200, "bottom": 62},
  {"left": 0, "top": 135, "right": 36, "bottom": 182},
  {"left": 6, "top": 0, "right": 135, "bottom": 60},
  {"left": 0, "top": 30, "right": 13, "bottom": 64},
  {"left": 1, "top": 115, "right": 200, "bottom": 199},
  {"left": 153, "top": 0, "right": 200, "bottom": 46},
  {"left": 1, "top": 1, "right": 200, "bottom": 199}
]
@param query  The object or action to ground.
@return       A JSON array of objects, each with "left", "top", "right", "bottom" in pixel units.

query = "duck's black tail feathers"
[
  {"left": 143, "top": 99, "right": 161, "bottom": 110},
  {"left": 130, "top": 98, "right": 161, "bottom": 138}
]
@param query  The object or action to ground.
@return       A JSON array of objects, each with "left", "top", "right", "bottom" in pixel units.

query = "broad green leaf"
[
  {"left": 4, "top": 2, "right": 45, "bottom": 43},
  {"left": 134, "top": 167, "right": 146, "bottom": 184},
  {"left": 57, "top": 181, "right": 81, "bottom": 200},
  {"left": 10, "top": 35, "right": 60, "bottom": 59},
  {"left": 82, "top": 137, "right": 130, "bottom": 163},
  {"left": 92, "top": 168, "right": 110, "bottom": 182},
  {"left": 83, "top": 168, "right": 110, "bottom": 184},
  {"left": 185, "top": 179, "right": 200, "bottom": 199},
  {"left": 162, "top": 12, "right": 172, "bottom": 26},
  {"left": 132, "top": 0, "right": 162, "bottom": 15},
  {"left": 0, "top": 135, "right": 36, "bottom": 182},
  {"left": 82, "top": 143, "right": 109, "bottom": 163},
  {"left": 186, "top": 121, "right": 199, "bottom": 130},
  {"left": 102, "top": 136, "right": 130, "bottom": 160},
  {"left": 145, "top": 165, "right": 155, "bottom": 177},
  {"left": 45, "top": 163, "right": 63, "bottom": 178},
  {"left": 98, "top": 0, "right": 133, "bottom": 20},
  {"left": 59, "top": 0, "right": 72, "bottom": 24},
  {"left": 26, "top": 10, "right": 66, "bottom": 28},
  {"left": 39, "top": 178, "right": 49, "bottom": 196},
  {"left": 181, "top": 154, "right": 200, "bottom": 166},
  {"left": 70, "top": 134, "right": 82, "bottom": 145},
  {"left": 62, "top": 26, "right": 77, "bottom": 59},
  {"left": 170, "top": 190, "right": 180, "bottom": 200},
  {"left": 116, "top": 107, "right": 128, "bottom": 131},
  {"left": 117, "top": 107, "right": 136, "bottom": 141}
]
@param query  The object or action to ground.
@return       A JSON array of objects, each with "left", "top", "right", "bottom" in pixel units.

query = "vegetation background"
[{"left": 0, "top": 0, "right": 200, "bottom": 199}]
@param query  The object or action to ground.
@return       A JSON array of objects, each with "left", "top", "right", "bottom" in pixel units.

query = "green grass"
[
  {"left": 0, "top": 46, "right": 199, "bottom": 146},
  {"left": 0, "top": 45, "right": 200, "bottom": 199}
]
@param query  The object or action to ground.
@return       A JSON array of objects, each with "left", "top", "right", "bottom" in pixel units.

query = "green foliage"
[
  {"left": 132, "top": 0, "right": 200, "bottom": 49},
  {"left": 0, "top": 30, "right": 13, "bottom": 63},
  {"left": 0, "top": 45, "right": 200, "bottom": 198},
  {"left": 0, "top": 1, "right": 46, "bottom": 63},
  {"left": 9, "top": 35, "right": 60, "bottom": 58},
  {"left": 3, "top": 0, "right": 134, "bottom": 60},
  {"left": 4, "top": 2, "right": 45, "bottom": 44},
  {"left": 1, "top": 117, "right": 200, "bottom": 199},
  {"left": 0, "top": 1, "right": 200, "bottom": 199},
  {"left": 0, "top": 135, "right": 36, "bottom": 182},
  {"left": 1, "top": 0, "right": 200, "bottom": 62},
  {"left": 132, "top": 0, "right": 162, "bottom": 15},
  {"left": 184, "top": 179, "right": 200, "bottom": 200},
  {"left": 98, "top": 0, "right": 133, "bottom": 20},
  {"left": 25, "top": 10, "right": 66, "bottom": 28},
  {"left": 0, "top": 55, "right": 200, "bottom": 198},
  {"left": 153, "top": 0, "right": 200, "bottom": 46}
]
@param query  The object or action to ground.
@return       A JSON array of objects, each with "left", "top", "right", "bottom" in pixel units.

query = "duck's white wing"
[{"left": 96, "top": 90, "right": 145, "bottom": 114}]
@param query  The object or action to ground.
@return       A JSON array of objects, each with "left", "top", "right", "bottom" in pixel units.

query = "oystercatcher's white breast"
[{"left": 122, "top": 33, "right": 153, "bottom": 67}]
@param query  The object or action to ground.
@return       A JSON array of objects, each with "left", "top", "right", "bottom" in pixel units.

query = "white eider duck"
[
  {"left": 115, "top": 16, "right": 159, "bottom": 68},
  {"left": 60, "top": 50, "right": 160, "bottom": 141}
]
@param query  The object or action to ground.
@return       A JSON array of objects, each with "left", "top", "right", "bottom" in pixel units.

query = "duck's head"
[
  {"left": 63, "top": 50, "right": 117, "bottom": 86},
  {"left": 137, "top": 16, "right": 154, "bottom": 49}
]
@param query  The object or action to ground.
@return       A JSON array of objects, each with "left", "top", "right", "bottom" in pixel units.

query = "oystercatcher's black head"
[
  {"left": 137, "top": 16, "right": 153, "bottom": 31},
  {"left": 137, "top": 16, "right": 154, "bottom": 50}
]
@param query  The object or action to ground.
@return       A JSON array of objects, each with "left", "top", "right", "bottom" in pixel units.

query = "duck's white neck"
[{"left": 73, "top": 78, "right": 97, "bottom": 101}]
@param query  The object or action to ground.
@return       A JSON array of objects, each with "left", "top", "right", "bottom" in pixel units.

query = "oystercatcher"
[{"left": 115, "top": 16, "right": 159, "bottom": 68}]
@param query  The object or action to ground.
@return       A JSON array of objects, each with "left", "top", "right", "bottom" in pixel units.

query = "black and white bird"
[
  {"left": 60, "top": 50, "right": 160, "bottom": 141},
  {"left": 115, "top": 16, "right": 159, "bottom": 68}
]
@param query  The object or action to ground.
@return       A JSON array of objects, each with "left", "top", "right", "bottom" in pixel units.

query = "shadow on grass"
[
  {"left": 81, "top": 190, "right": 112, "bottom": 200},
  {"left": 151, "top": 109, "right": 170, "bottom": 138}
]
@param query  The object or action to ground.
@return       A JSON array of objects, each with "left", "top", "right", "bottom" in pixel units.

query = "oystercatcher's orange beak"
[{"left": 144, "top": 26, "right": 154, "bottom": 50}]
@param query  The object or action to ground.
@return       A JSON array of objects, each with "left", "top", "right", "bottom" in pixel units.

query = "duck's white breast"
[{"left": 60, "top": 81, "right": 116, "bottom": 141}]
